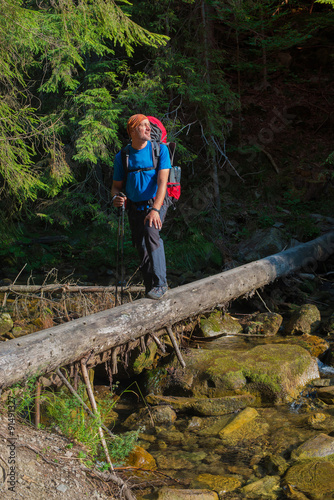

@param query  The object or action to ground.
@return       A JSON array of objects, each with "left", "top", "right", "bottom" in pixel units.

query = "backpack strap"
[
  {"left": 151, "top": 141, "right": 160, "bottom": 170},
  {"left": 121, "top": 143, "right": 131, "bottom": 190},
  {"left": 120, "top": 142, "right": 160, "bottom": 193}
]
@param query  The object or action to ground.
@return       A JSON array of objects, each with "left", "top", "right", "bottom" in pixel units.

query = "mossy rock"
[
  {"left": 200, "top": 311, "right": 243, "bottom": 338},
  {"left": 132, "top": 341, "right": 158, "bottom": 375},
  {"left": 288, "top": 334, "right": 329, "bottom": 358},
  {"left": 150, "top": 344, "right": 319, "bottom": 403},
  {"left": 0, "top": 313, "right": 13, "bottom": 335},
  {"left": 249, "top": 312, "right": 283, "bottom": 336},
  {"left": 285, "top": 304, "right": 321, "bottom": 335}
]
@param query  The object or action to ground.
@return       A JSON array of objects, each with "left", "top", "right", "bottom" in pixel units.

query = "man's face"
[{"left": 133, "top": 119, "right": 151, "bottom": 142}]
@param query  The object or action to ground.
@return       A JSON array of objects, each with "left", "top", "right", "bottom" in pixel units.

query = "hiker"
[{"left": 111, "top": 114, "right": 171, "bottom": 300}]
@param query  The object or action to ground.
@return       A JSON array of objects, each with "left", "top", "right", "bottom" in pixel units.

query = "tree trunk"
[{"left": 0, "top": 231, "right": 333, "bottom": 389}]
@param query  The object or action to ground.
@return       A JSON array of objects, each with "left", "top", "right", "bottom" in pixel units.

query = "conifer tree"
[{"left": 0, "top": 0, "right": 168, "bottom": 214}]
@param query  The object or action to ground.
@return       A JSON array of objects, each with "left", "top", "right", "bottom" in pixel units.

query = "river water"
[{"left": 111, "top": 332, "right": 334, "bottom": 500}]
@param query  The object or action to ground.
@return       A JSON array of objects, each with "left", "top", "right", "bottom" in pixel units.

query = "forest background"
[{"left": 1, "top": 0, "right": 334, "bottom": 285}]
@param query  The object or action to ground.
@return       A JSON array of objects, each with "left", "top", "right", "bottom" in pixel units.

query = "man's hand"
[
  {"left": 112, "top": 194, "right": 127, "bottom": 208},
  {"left": 144, "top": 209, "right": 162, "bottom": 229}
]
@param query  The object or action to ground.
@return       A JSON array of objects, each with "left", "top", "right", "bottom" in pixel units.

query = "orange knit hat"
[{"left": 127, "top": 114, "right": 148, "bottom": 137}]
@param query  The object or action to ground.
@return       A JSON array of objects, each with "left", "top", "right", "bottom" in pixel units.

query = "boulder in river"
[
  {"left": 145, "top": 344, "right": 319, "bottom": 403},
  {"left": 245, "top": 312, "right": 283, "bottom": 336},
  {"left": 200, "top": 311, "right": 243, "bottom": 338},
  {"left": 284, "top": 303, "right": 321, "bottom": 335},
  {"left": 284, "top": 459, "right": 334, "bottom": 499},
  {"left": 287, "top": 334, "right": 329, "bottom": 357},
  {"left": 291, "top": 433, "right": 334, "bottom": 460}
]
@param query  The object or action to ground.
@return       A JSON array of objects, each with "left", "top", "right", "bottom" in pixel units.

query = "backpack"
[{"left": 121, "top": 116, "right": 181, "bottom": 207}]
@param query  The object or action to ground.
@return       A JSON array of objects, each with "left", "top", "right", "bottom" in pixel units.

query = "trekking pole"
[
  {"left": 115, "top": 193, "right": 126, "bottom": 306},
  {"left": 120, "top": 194, "right": 126, "bottom": 305}
]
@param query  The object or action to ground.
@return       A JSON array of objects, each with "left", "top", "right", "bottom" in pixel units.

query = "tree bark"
[{"left": 0, "top": 231, "right": 333, "bottom": 389}]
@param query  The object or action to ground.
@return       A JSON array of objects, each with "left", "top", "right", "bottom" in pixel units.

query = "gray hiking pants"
[{"left": 127, "top": 202, "right": 168, "bottom": 292}]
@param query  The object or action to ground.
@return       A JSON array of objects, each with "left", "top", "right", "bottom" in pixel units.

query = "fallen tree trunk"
[{"left": 1, "top": 231, "right": 333, "bottom": 388}]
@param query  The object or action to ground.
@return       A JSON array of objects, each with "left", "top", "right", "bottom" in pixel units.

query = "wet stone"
[
  {"left": 191, "top": 394, "right": 256, "bottom": 416},
  {"left": 146, "top": 393, "right": 255, "bottom": 415},
  {"left": 241, "top": 475, "right": 281, "bottom": 499},
  {"left": 284, "top": 460, "right": 334, "bottom": 499},
  {"left": 125, "top": 445, "right": 157, "bottom": 470},
  {"left": 123, "top": 405, "right": 177, "bottom": 430},
  {"left": 263, "top": 454, "right": 289, "bottom": 476},
  {"left": 157, "top": 487, "right": 219, "bottom": 500},
  {"left": 316, "top": 386, "right": 334, "bottom": 404},
  {"left": 305, "top": 412, "right": 334, "bottom": 432},
  {"left": 155, "top": 452, "right": 196, "bottom": 470},
  {"left": 218, "top": 407, "right": 269, "bottom": 446},
  {"left": 156, "top": 428, "right": 184, "bottom": 445},
  {"left": 291, "top": 433, "right": 334, "bottom": 460},
  {"left": 196, "top": 416, "right": 234, "bottom": 438},
  {"left": 191, "top": 473, "right": 242, "bottom": 494},
  {"left": 295, "top": 334, "right": 329, "bottom": 357},
  {"left": 312, "top": 378, "right": 334, "bottom": 387},
  {"left": 187, "top": 416, "right": 202, "bottom": 431}
]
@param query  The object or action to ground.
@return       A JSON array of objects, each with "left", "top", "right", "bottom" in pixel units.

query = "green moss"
[
  {"left": 178, "top": 344, "right": 315, "bottom": 402},
  {"left": 200, "top": 311, "right": 223, "bottom": 336},
  {"left": 243, "top": 369, "right": 281, "bottom": 394},
  {"left": 133, "top": 343, "right": 158, "bottom": 375},
  {"left": 144, "top": 367, "right": 167, "bottom": 393}
]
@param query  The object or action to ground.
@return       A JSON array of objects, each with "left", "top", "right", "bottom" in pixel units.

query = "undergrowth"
[{"left": 6, "top": 377, "right": 140, "bottom": 469}]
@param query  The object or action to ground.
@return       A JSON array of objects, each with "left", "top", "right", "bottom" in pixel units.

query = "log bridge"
[{"left": 1, "top": 231, "right": 334, "bottom": 390}]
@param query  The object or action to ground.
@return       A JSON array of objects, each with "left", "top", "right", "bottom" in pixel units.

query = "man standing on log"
[{"left": 111, "top": 114, "right": 171, "bottom": 300}]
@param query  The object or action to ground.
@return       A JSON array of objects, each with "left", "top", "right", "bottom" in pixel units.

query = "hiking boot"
[{"left": 146, "top": 285, "right": 168, "bottom": 300}]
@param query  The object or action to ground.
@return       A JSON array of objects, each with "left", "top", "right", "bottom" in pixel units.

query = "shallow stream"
[{"left": 112, "top": 334, "right": 334, "bottom": 499}]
